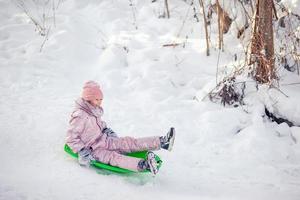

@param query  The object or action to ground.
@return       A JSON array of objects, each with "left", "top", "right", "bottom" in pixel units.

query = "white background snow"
[{"left": 0, "top": 0, "right": 300, "bottom": 199}]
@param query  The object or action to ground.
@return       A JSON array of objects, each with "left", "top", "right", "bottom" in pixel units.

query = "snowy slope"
[{"left": 0, "top": 0, "right": 300, "bottom": 200}]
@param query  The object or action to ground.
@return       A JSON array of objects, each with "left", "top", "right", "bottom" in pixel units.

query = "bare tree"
[
  {"left": 216, "top": 0, "right": 223, "bottom": 50},
  {"left": 249, "top": 0, "right": 276, "bottom": 83},
  {"left": 199, "top": 0, "right": 210, "bottom": 56}
]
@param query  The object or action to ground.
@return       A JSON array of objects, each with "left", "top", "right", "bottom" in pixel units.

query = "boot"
[
  {"left": 137, "top": 151, "right": 159, "bottom": 175},
  {"left": 160, "top": 127, "right": 175, "bottom": 151},
  {"left": 146, "top": 151, "right": 159, "bottom": 175}
]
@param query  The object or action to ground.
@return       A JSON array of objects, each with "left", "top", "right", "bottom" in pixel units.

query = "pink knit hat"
[{"left": 82, "top": 81, "right": 103, "bottom": 101}]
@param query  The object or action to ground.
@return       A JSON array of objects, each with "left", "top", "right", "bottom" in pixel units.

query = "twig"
[
  {"left": 40, "top": 26, "right": 51, "bottom": 52},
  {"left": 216, "top": 47, "right": 221, "bottom": 85},
  {"left": 15, "top": 1, "right": 46, "bottom": 36},
  {"left": 281, "top": 82, "right": 300, "bottom": 86},
  {"left": 129, "top": 0, "right": 138, "bottom": 29},
  {"left": 162, "top": 43, "right": 181, "bottom": 47},
  {"left": 52, "top": 0, "right": 56, "bottom": 27},
  {"left": 272, "top": 0, "right": 278, "bottom": 20},
  {"left": 271, "top": 86, "right": 289, "bottom": 98},
  {"left": 165, "top": 0, "right": 170, "bottom": 18},
  {"left": 170, "top": 80, "right": 177, "bottom": 88},
  {"left": 238, "top": 0, "right": 252, "bottom": 21},
  {"left": 174, "top": 55, "right": 186, "bottom": 67},
  {"left": 176, "top": 2, "right": 193, "bottom": 38}
]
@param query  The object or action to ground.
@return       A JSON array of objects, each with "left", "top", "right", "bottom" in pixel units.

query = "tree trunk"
[
  {"left": 216, "top": 0, "right": 224, "bottom": 51},
  {"left": 250, "top": 0, "right": 275, "bottom": 83},
  {"left": 199, "top": 0, "right": 210, "bottom": 56}
]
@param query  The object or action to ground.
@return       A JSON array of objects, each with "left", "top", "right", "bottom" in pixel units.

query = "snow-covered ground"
[{"left": 0, "top": 0, "right": 300, "bottom": 199}]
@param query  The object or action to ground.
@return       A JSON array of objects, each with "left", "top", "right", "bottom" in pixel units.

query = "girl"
[{"left": 66, "top": 81, "right": 175, "bottom": 175}]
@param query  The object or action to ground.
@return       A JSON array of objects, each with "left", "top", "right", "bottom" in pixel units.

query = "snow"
[{"left": 0, "top": 0, "right": 300, "bottom": 199}]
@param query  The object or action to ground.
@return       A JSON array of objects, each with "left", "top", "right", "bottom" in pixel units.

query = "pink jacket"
[{"left": 66, "top": 98, "right": 108, "bottom": 153}]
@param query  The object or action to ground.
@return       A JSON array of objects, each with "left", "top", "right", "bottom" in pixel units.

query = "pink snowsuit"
[{"left": 66, "top": 98, "right": 161, "bottom": 171}]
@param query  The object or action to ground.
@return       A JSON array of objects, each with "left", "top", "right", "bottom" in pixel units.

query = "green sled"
[{"left": 64, "top": 144, "right": 162, "bottom": 174}]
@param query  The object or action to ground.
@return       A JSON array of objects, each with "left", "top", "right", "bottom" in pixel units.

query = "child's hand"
[
  {"left": 78, "top": 147, "right": 95, "bottom": 167},
  {"left": 102, "top": 127, "right": 118, "bottom": 138}
]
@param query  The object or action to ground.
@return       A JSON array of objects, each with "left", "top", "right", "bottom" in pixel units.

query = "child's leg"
[
  {"left": 92, "top": 148, "right": 142, "bottom": 172},
  {"left": 106, "top": 136, "right": 161, "bottom": 153}
]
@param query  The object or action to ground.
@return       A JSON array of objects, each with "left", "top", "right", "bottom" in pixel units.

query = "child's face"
[{"left": 90, "top": 98, "right": 102, "bottom": 107}]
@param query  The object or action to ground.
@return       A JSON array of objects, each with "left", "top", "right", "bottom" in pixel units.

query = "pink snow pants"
[{"left": 92, "top": 136, "right": 161, "bottom": 172}]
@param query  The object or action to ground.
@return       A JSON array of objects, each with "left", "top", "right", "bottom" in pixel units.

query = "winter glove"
[
  {"left": 102, "top": 127, "right": 118, "bottom": 138},
  {"left": 78, "top": 147, "right": 95, "bottom": 167}
]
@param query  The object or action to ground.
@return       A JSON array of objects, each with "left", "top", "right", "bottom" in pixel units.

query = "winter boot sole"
[
  {"left": 167, "top": 127, "right": 175, "bottom": 151},
  {"left": 147, "top": 152, "right": 159, "bottom": 175}
]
